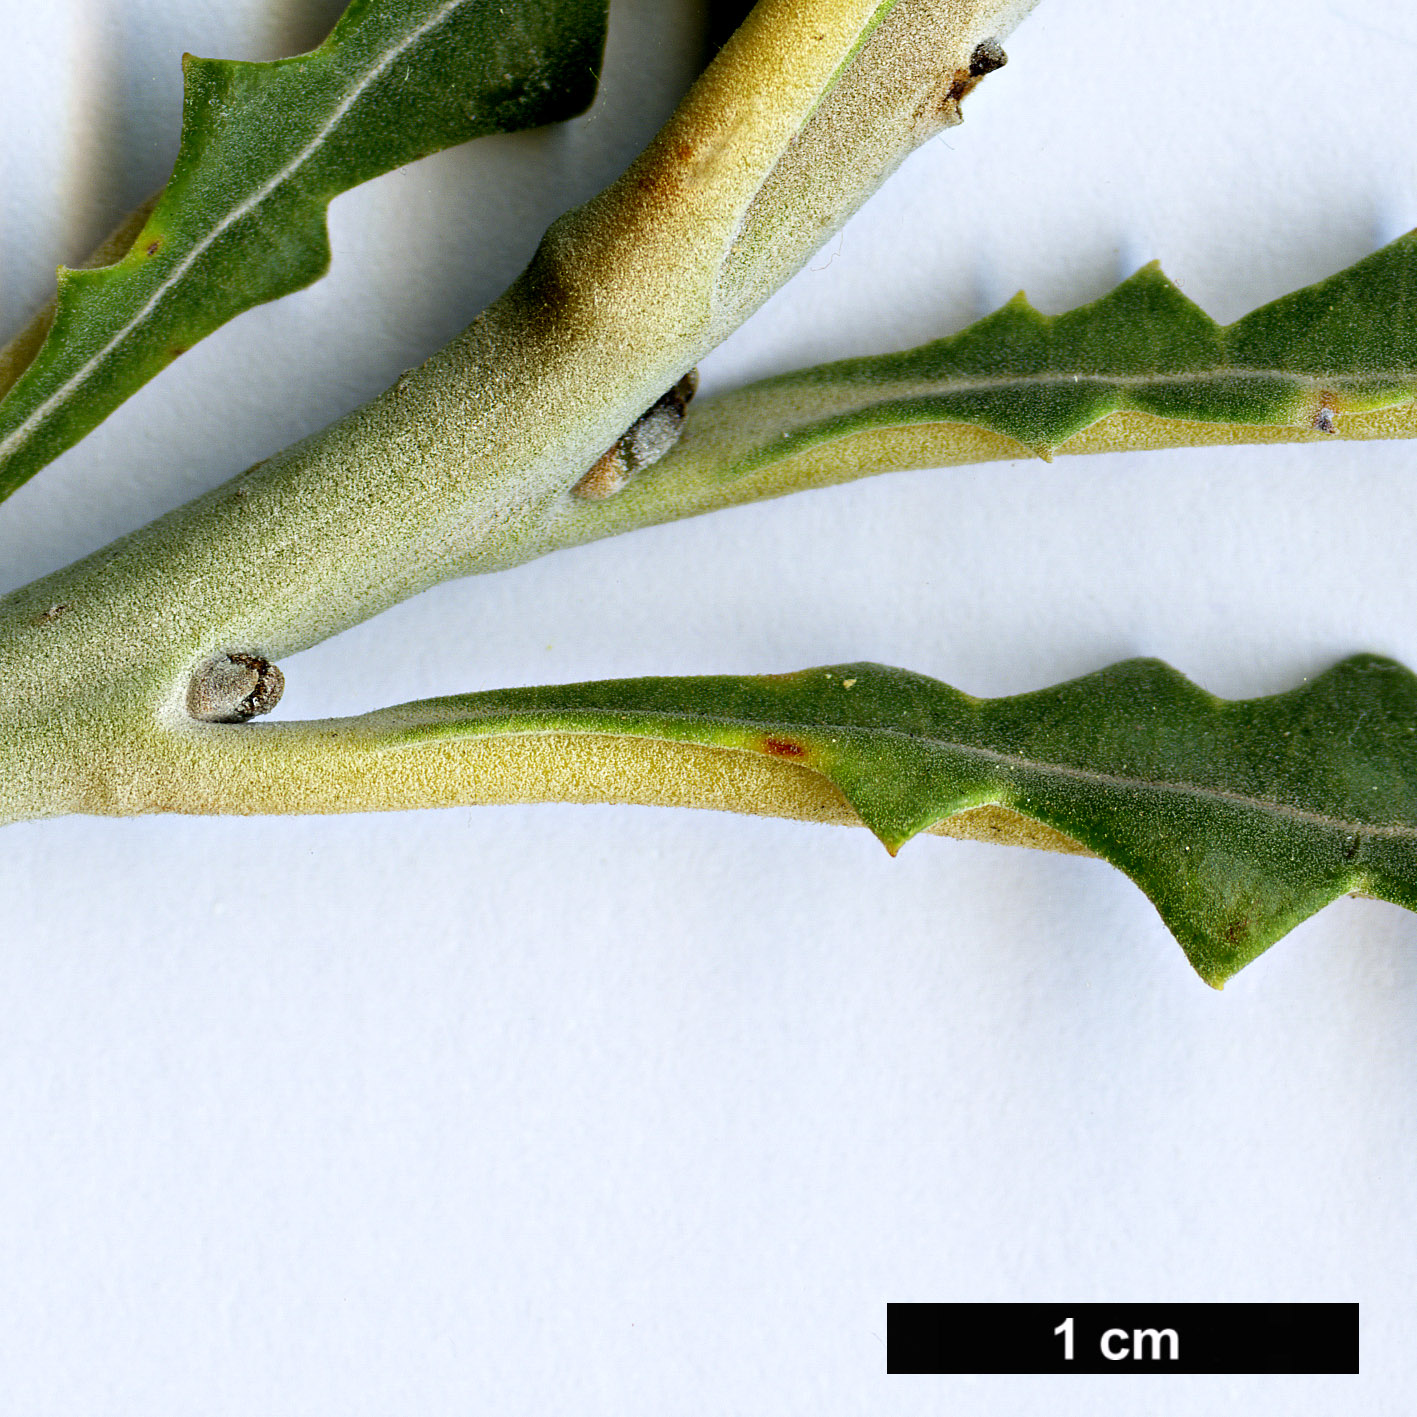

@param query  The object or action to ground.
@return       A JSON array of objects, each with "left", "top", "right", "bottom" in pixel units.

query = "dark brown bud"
[{"left": 969, "top": 38, "right": 1007, "bottom": 77}]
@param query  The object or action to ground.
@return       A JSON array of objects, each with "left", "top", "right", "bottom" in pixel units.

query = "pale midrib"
[
  {"left": 379, "top": 708, "right": 1417, "bottom": 844},
  {"left": 784, "top": 364, "right": 1417, "bottom": 410},
  {"left": 0, "top": 0, "right": 465, "bottom": 466}
]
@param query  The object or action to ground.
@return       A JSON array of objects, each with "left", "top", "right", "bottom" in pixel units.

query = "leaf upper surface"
[
  {"left": 0, "top": 0, "right": 609, "bottom": 503},
  {"left": 366, "top": 653, "right": 1417, "bottom": 984},
  {"left": 680, "top": 234, "right": 1417, "bottom": 479}
]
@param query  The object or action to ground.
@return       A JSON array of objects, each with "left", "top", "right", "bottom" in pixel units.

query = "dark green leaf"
[
  {"left": 0, "top": 0, "right": 609, "bottom": 503},
  {"left": 681, "top": 234, "right": 1417, "bottom": 480},
  {"left": 371, "top": 653, "right": 1417, "bottom": 985}
]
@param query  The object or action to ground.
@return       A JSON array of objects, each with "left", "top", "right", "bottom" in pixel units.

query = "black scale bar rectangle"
[{"left": 887, "top": 1302, "right": 1358, "bottom": 1374}]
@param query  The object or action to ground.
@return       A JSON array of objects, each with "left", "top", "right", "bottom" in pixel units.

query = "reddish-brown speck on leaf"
[
  {"left": 762, "top": 736, "right": 808, "bottom": 759},
  {"left": 1222, "top": 917, "right": 1250, "bottom": 946},
  {"left": 145, "top": 240, "right": 161, "bottom": 256}
]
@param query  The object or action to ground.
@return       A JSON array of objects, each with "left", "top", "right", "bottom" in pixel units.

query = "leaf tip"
[{"left": 1193, "top": 959, "right": 1230, "bottom": 990}]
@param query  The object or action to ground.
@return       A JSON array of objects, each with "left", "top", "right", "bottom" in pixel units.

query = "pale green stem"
[
  {"left": 0, "top": 0, "right": 1037, "bottom": 826},
  {"left": 508, "top": 372, "right": 1417, "bottom": 566}
]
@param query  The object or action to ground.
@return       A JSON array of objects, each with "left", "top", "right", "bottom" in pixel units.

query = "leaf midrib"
[{"left": 792, "top": 365, "right": 1414, "bottom": 403}]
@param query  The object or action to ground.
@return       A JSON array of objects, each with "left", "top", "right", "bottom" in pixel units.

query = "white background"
[{"left": 1, "top": 0, "right": 1414, "bottom": 1411}]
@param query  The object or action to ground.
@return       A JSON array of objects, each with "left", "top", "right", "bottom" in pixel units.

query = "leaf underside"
[
  {"left": 370, "top": 653, "right": 1417, "bottom": 985},
  {"left": 0, "top": 0, "right": 609, "bottom": 503},
  {"left": 682, "top": 232, "right": 1417, "bottom": 481}
]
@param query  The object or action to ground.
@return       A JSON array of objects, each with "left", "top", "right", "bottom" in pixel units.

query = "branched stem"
[{"left": 0, "top": 0, "right": 1035, "bottom": 826}]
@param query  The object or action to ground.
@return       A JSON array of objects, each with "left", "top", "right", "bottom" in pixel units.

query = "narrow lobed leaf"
[
  {"left": 657, "top": 233, "right": 1417, "bottom": 488},
  {"left": 0, "top": 0, "right": 609, "bottom": 504},
  {"left": 364, "top": 653, "right": 1417, "bottom": 985}
]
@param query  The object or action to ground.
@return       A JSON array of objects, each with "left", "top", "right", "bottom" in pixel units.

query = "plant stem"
[
  {"left": 0, "top": 0, "right": 1036, "bottom": 826},
  {"left": 527, "top": 394, "right": 1417, "bottom": 562}
]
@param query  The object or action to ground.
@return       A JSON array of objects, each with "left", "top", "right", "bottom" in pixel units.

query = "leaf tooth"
[{"left": 0, "top": 0, "right": 612, "bottom": 501}]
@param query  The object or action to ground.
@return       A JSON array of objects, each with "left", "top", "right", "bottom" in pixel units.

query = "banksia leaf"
[
  {"left": 367, "top": 654, "right": 1417, "bottom": 985},
  {"left": 0, "top": 0, "right": 609, "bottom": 503},
  {"left": 638, "top": 234, "right": 1417, "bottom": 495}
]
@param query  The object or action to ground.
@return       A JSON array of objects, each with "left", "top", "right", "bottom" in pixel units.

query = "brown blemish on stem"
[{"left": 762, "top": 735, "right": 808, "bottom": 759}]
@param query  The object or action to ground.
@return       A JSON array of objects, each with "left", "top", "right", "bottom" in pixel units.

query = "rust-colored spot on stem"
[
  {"left": 762, "top": 736, "right": 808, "bottom": 759},
  {"left": 944, "top": 67, "right": 974, "bottom": 105}
]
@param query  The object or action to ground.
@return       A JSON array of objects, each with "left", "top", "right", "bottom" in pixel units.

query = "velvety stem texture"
[{"left": 0, "top": 0, "right": 1037, "bottom": 825}]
